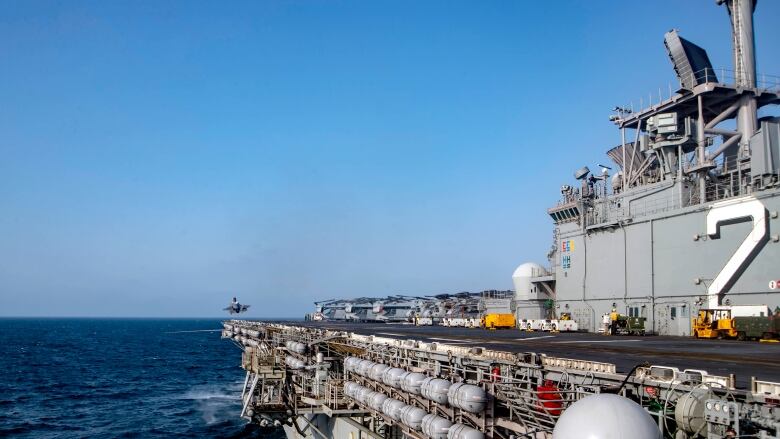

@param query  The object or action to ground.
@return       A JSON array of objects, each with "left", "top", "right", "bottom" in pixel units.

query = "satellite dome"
[
  {"left": 513, "top": 262, "right": 546, "bottom": 301},
  {"left": 552, "top": 394, "right": 660, "bottom": 439},
  {"left": 512, "top": 262, "right": 545, "bottom": 279}
]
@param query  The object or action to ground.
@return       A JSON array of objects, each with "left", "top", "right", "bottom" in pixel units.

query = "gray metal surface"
[
  {"left": 296, "top": 321, "right": 780, "bottom": 386},
  {"left": 268, "top": 4, "right": 780, "bottom": 438},
  {"left": 307, "top": 0, "right": 780, "bottom": 339},
  {"left": 525, "top": 0, "right": 780, "bottom": 335},
  {"left": 224, "top": 321, "right": 780, "bottom": 439}
]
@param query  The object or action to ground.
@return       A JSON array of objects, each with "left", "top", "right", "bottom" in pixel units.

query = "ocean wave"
[
  {"left": 0, "top": 319, "right": 253, "bottom": 438},
  {"left": 179, "top": 382, "right": 242, "bottom": 401},
  {"left": 182, "top": 384, "right": 243, "bottom": 426}
]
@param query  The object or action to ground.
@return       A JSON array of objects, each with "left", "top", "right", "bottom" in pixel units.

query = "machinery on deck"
[
  {"left": 605, "top": 311, "right": 648, "bottom": 336},
  {"left": 518, "top": 318, "right": 579, "bottom": 332},
  {"left": 480, "top": 313, "right": 516, "bottom": 330},
  {"left": 692, "top": 306, "right": 780, "bottom": 340},
  {"left": 223, "top": 320, "right": 780, "bottom": 439}
]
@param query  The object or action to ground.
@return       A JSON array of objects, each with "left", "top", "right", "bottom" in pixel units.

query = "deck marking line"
[
  {"left": 428, "top": 337, "right": 470, "bottom": 343},
  {"left": 552, "top": 340, "right": 642, "bottom": 344},
  {"left": 514, "top": 336, "right": 556, "bottom": 341}
]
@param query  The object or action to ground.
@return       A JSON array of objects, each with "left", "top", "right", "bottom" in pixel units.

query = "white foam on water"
[{"left": 181, "top": 382, "right": 243, "bottom": 425}]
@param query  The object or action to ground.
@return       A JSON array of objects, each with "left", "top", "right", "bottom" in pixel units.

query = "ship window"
[{"left": 670, "top": 307, "right": 677, "bottom": 319}]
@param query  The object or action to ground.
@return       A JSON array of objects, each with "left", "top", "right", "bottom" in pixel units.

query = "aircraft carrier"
[{"left": 224, "top": 1, "right": 780, "bottom": 437}]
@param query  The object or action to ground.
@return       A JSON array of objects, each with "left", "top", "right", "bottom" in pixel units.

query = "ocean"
[{"left": 0, "top": 318, "right": 284, "bottom": 438}]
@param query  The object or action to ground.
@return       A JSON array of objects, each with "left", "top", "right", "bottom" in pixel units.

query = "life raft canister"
[{"left": 537, "top": 380, "right": 562, "bottom": 416}]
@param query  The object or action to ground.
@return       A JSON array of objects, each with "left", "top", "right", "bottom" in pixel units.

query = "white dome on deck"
[
  {"left": 552, "top": 394, "right": 660, "bottom": 439},
  {"left": 513, "top": 262, "right": 545, "bottom": 278},
  {"left": 512, "top": 262, "right": 546, "bottom": 301}
]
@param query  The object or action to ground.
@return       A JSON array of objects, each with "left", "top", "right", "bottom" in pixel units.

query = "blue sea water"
[{"left": 0, "top": 318, "right": 282, "bottom": 438}]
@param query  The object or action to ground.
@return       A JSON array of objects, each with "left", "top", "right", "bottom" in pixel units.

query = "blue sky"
[{"left": 1, "top": 0, "right": 779, "bottom": 317}]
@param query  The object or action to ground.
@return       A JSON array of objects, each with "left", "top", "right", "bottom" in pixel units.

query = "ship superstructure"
[
  {"left": 515, "top": 0, "right": 780, "bottom": 335},
  {"left": 224, "top": 2, "right": 780, "bottom": 438},
  {"left": 312, "top": 0, "right": 780, "bottom": 337}
]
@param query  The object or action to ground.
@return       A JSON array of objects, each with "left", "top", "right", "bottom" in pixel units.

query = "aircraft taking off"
[{"left": 224, "top": 297, "right": 250, "bottom": 315}]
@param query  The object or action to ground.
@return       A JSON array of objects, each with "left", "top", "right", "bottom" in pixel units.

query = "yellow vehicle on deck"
[
  {"left": 481, "top": 313, "right": 516, "bottom": 330},
  {"left": 692, "top": 306, "right": 780, "bottom": 341},
  {"left": 692, "top": 309, "right": 738, "bottom": 339}
]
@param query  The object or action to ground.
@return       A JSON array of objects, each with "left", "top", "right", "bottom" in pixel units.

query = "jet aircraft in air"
[{"left": 224, "top": 297, "right": 250, "bottom": 314}]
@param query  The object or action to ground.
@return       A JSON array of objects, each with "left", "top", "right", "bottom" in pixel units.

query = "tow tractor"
[
  {"left": 691, "top": 305, "right": 780, "bottom": 341},
  {"left": 605, "top": 311, "right": 646, "bottom": 336},
  {"left": 517, "top": 313, "right": 579, "bottom": 332}
]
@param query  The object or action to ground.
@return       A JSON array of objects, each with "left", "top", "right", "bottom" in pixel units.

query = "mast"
[{"left": 718, "top": 0, "right": 758, "bottom": 160}]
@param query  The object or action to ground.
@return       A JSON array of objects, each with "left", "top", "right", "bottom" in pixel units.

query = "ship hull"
[{"left": 283, "top": 415, "right": 367, "bottom": 439}]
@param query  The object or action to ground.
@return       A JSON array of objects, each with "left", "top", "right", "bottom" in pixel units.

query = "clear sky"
[{"left": 1, "top": 0, "right": 779, "bottom": 317}]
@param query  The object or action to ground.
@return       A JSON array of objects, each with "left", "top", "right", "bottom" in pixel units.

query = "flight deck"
[{"left": 294, "top": 321, "right": 780, "bottom": 387}]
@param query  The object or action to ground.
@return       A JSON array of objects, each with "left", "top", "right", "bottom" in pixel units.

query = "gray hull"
[{"left": 283, "top": 415, "right": 368, "bottom": 439}]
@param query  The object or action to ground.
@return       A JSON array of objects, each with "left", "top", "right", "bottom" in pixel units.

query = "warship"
[{"left": 224, "top": 1, "right": 780, "bottom": 438}]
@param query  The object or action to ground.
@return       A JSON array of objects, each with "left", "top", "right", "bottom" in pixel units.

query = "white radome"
[
  {"left": 552, "top": 394, "right": 661, "bottom": 439},
  {"left": 512, "top": 262, "right": 545, "bottom": 300},
  {"left": 512, "top": 262, "right": 545, "bottom": 279}
]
